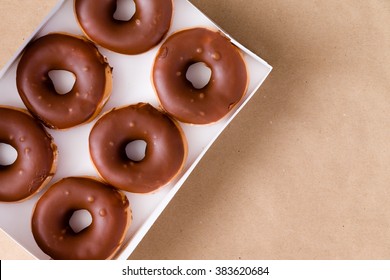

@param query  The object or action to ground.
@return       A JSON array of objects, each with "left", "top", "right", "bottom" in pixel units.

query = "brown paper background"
[{"left": 0, "top": 0, "right": 389, "bottom": 260}]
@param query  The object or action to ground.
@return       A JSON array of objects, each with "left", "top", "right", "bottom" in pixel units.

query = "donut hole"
[
  {"left": 0, "top": 143, "right": 18, "bottom": 166},
  {"left": 48, "top": 70, "right": 76, "bottom": 95},
  {"left": 186, "top": 62, "right": 212, "bottom": 89},
  {"left": 69, "top": 209, "right": 92, "bottom": 233},
  {"left": 114, "top": 0, "right": 136, "bottom": 21},
  {"left": 125, "top": 140, "right": 147, "bottom": 162}
]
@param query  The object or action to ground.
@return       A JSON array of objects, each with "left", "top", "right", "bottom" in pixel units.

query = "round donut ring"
[
  {"left": 74, "top": 0, "right": 173, "bottom": 55},
  {"left": 0, "top": 106, "right": 57, "bottom": 202},
  {"left": 31, "top": 177, "right": 131, "bottom": 260},
  {"left": 16, "top": 33, "right": 112, "bottom": 129},
  {"left": 152, "top": 27, "right": 249, "bottom": 125},
  {"left": 89, "top": 103, "right": 187, "bottom": 194}
]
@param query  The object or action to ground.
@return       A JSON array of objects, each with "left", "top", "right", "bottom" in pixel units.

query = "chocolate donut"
[
  {"left": 89, "top": 103, "right": 187, "bottom": 193},
  {"left": 74, "top": 0, "right": 173, "bottom": 55},
  {"left": 31, "top": 177, "right": 131, "bottom": 260},
  {"left": 16, "top": 33, "right": 112, "bottom": 129},
  {"left": 0, "top": 106, "right": 57, "bottom": 202},
  {"left": 152, "top": 27, "right": 249, "bottom": 124}
]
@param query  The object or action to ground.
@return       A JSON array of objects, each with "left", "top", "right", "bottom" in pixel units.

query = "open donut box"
[{"left": 0, "top": 0, "right": 272, "bottom": 260}]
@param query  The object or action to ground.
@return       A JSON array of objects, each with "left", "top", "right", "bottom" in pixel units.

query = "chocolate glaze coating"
[
  {"left": 0, "top": 107, "right": 57, "bottom": 202},
  {"left": 89, "top": 103, "right": 187, "bottom": 193},
  {"left": 16, "top": 33, "right": 112, "bottom": 129},
  {"left": 75, "top": 0, "right": 173, "bottom": 55},
  {"left": 153, "top": 28, "right": 249, "bottom": 124},
  {"left": 31, "top": 177, "right": 131, "bottom": 260}
]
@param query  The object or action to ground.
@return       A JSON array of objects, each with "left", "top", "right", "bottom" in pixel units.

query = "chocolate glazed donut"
[
  {"left": 74, "top": 0, "right": 173, "bottom": 55},
  {"left": 153, "top": 27, "right": 249, "bottom": 124},
  {"left": 31, "top": 177, "right": 131, "bottom": 260},
  {"left": 89, "top": 103, "right": 187, "bottom": 194},
  {"left": 16, "top": 33, "right": 112, "bottom": 129},
  {"left": 0, "top": 107, "right": 57, "bottom": 202}
]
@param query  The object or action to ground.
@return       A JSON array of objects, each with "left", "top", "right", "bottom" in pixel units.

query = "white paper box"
[{"left": 0, "top": 0, "right": 272, "bottom": 259}]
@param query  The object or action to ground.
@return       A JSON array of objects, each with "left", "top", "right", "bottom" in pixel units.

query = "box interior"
[{"left": 0, "top": 0, "right": 271, "bottom": 259}]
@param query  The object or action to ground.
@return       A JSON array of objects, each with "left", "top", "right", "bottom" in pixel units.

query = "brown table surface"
[{"left": 1, "top": 0, "right": 389, "bottom": 260}]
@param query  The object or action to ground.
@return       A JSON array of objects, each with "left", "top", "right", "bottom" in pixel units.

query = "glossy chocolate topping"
[
  {"left": 0, "top": 107, "right": 57, "bottom": 202},
  {"left": 16, "top": 33, "right": 112, "bottom": 129},
  {"left": 75, "top": 0, "right": 173, "bottom": 54},
  {"left": 31, "top": 177, "right": 131, "bottom": 260},
  {"left": 89, "top": 103, "right": 187, "bottom": 193},
  {"left": 153, "top": 27, "right": 249, "bottom": 124}
]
